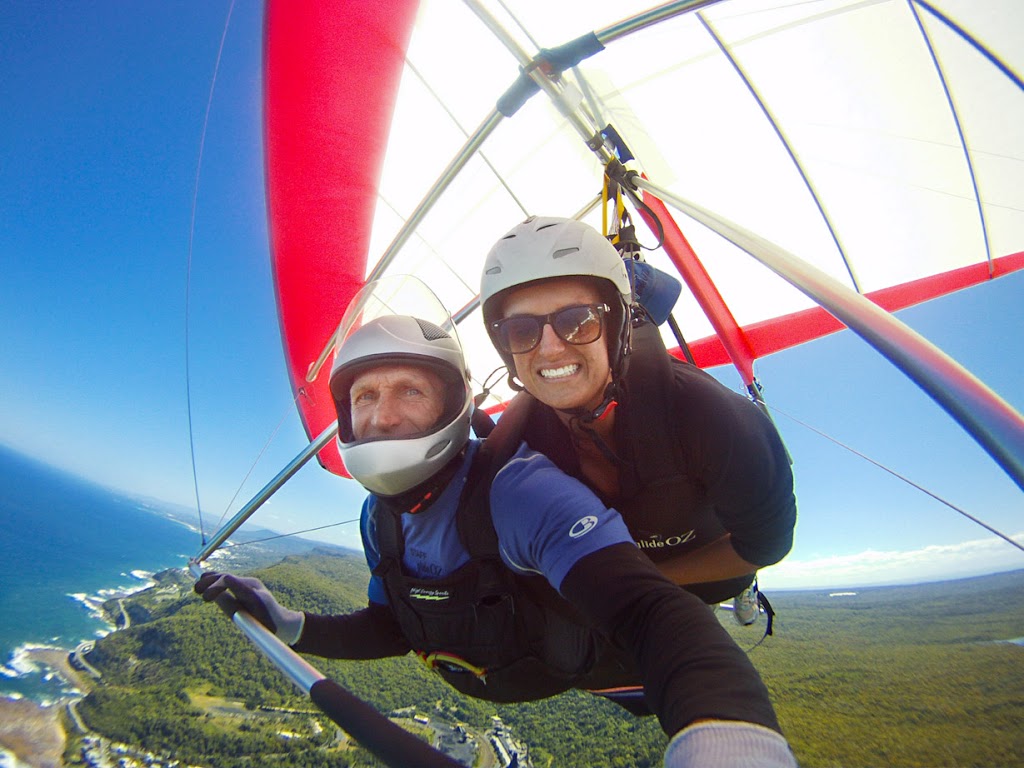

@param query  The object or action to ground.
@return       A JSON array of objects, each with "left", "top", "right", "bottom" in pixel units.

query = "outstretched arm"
[
  {"left": 195, "top": 572, "right": 409, "bottom": 659},
  {"left": 294, "top": 603, "right": 410, "bottom": 659},
  {"left": 561, "top": 544, "right": 796, "bottom": 767},
  {"left": 493, "top": 445, "right": 797, "bottom": 765},
  {"left": 560, "top": 543, "right": 781, "bottom": 736}
]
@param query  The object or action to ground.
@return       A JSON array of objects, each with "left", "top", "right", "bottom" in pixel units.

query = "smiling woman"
[
  {"left": 502, "top": 280, "right": 614, "bottom": 413},
  {"left": 477, "top": 217, "right": 797, "bottom": 606}
]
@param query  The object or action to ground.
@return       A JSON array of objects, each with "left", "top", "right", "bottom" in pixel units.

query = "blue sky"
[{"left": 1, "top": 2, "right": 1021, "bottom": 590}]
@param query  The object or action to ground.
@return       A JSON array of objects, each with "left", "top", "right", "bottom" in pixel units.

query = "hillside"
[
  {"left": 741, "top": 570, "right": 1024, "bottom": 767},
  {"left": 69, "top": 555, "right": 1024, "bottom": 767}
]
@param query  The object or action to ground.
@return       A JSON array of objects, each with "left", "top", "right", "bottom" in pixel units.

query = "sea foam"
[{"left": 0, "top": 745, "right": 32, "bottom": 767}]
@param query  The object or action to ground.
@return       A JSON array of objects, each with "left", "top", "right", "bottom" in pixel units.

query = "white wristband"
[{"left": 664, "top": 721, "right": 797, "bottom": 768}]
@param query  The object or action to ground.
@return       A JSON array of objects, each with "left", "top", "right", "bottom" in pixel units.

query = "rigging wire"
[
  {"left": 215, "top": 518, "right": 362, "bottom": 550},
  {"left": 185, "top": 0, "right": 236, "bottom": 546},
  {"left": 769, "top": 403, "right": 1024, "bottom": 554},
  {"left": 213, "top": 397, "right": 301, "bottom": 533},
  {"left": 405, "top": 60, "right": 529, "bottom": 220}
]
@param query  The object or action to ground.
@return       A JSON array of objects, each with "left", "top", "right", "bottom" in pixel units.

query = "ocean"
[{"left": 0, "top": 444, "right": 201, "bottom": 703}]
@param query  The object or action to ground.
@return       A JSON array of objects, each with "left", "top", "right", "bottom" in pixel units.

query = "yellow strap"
[
  {"left": 601, "top": 173, "right": 627, "bottom": 242},
  {"left": 416, "top": 650, "right": 488, "bottom": 681}
]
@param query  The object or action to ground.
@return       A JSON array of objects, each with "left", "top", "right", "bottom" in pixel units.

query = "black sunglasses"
[{"left": 490, "top": 303, "right": 609, "bottom": 355}]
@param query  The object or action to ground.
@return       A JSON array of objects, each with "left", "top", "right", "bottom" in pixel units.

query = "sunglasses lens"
[
  {"left": 500, "top": 316, "right": 542, "bottom": 354},
  {"left": 554, "top": 305, "right": 602, "bottom": 345},
  {"left": 495, "top": 304, "right": 606, "bottom": 354}
]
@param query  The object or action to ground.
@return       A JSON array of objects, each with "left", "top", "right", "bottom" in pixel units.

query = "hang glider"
[
  {"left": 190, "top": 2, "right": 1024, "bottom": 764},
  {"left": 264, "top": 0, "right": 1024, "bottom": 487}
]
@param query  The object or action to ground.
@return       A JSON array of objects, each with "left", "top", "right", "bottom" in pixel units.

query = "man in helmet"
[
  {"left": 197, "top": 312, "right": 797, "bottom": 768},
  {"left": 480, "top": 216, "right": 797, "bottom": 621}
]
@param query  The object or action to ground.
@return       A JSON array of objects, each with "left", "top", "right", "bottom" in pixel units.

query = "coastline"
[
  {"left": 26, "top": 648, "right": 92, "bottom": 697},
  {"left": 0, "top": 663, "right": 72, "bottom": 768},
  {"left": 0, "top": 541, "right": 269, "bottom": 767},
  {"left": 0, "top": 581, "right": 141, "bottom": 768}
]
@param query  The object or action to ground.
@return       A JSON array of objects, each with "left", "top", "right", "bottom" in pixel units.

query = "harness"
[
  {"left": 496, "top": 322, "right": 757, "bottom": 606},
  {"left": 620, "top": 324, "right": 760, "bottom": 603},
  {"left": 373, "top": 398, "right": 636, "bottom": 703},
  {"left": 620, "top": 325, "right": 778, "bottom": 645}
]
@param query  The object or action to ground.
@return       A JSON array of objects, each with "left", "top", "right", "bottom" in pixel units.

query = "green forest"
[{"left": 66, "top": 553, "right": 1024, "bottom": 767}]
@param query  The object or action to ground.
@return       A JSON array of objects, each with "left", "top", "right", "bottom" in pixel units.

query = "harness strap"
[
  {"left": 417, "top": 650, "right": 488, "bottom": 681},
  {"left": 463, "top": 394, "right": 595, "bottom": 634},
  {"left": 375, "top": 502, "right": 403, "bottom": 560},
  {"left": 617, "top": 321, "right": 686, "bottom": 498},
  {"left": 457, "top": 392, "right": 536, "bottom": 558},
  {"left": 747, "top": 588, "right": 775, "bottom": 651},
  {"left": 743, "top": 581, "right": 775, "bottom": 652}
]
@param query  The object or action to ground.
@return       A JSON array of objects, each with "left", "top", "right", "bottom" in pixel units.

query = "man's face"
[
  {"left": 501, "top": 277, "right": 612, "bottom": 413},
  {"left": 350, "top": 364, "right": 446, "bottom": 440}
]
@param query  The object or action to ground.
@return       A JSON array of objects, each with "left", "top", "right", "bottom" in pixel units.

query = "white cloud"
[{"left": 761, "top": 532, "right": 1024, "bottom": 590}]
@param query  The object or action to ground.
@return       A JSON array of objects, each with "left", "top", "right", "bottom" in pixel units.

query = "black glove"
[{"left": 194, "top": 572, "right": 304, "bottom": 645}]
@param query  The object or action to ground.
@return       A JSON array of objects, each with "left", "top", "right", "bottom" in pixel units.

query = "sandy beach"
[
  {"left": 0, "top": 696, "right": 65, "bottom": 768},
  {"left": 27, "top": 648, "right": 92, "bottom": 697},
  {"left": 1, "top": 572, "right": 158, "bottom": 768},
  {"left": 0, "top": 647, "right": 93, "bottom": 768}
]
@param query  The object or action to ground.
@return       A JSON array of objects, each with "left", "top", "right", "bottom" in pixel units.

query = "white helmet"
[
  {"left": 480, "top": 216, "right": 634, "bottom": 396},
  {"left": 329, "top": 314, "right": 472, "bottom": 497}
]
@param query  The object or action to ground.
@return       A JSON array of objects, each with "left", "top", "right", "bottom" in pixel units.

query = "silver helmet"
[
  {"left": 329, "top": 314, "right": 472, "bottom": 497},
  {"left": 480, "top": 216, "right": 634, "bottom": 393}
]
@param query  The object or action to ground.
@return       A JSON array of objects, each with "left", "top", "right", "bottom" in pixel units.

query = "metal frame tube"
[
  {"left": 640, "top": 192, "right": 756, "bottom": 386},
  {"left": 634, "top": 175, "right": 1024, "bottom": 490},
  {"left": 367, "top": 109, "right": 505, "bottom": 283},
  {"left": 230, "top": 611, "right": 325, "bottom": 691},
  {"left": 186, "top": 563, "right": 459, "bottom": 767},
  {"left": 188, "top": 562, "right": 326, "bottom": 691},
  {"left": 464, "top": 1, "right": 613, "bottom": 163},
  {"left": 306, "top": 110, "right": 506, "bottom": 384},
  {"left": 596, "top": 0, "right": 722, "bottom": 45},
  {"left": 193, "top": 422, "right": 338, "bottom": 562}
]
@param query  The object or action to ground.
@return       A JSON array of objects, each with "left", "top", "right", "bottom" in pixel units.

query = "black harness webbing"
[
  {"left": 458, "top": 395, "right": 589, "bottom": 629},
  {"left": 373, "top": 395, "right": 611, "bottom": 702},
  {"left": 457, "top": 395, "right": 535, "bottom": 554},
  {"left": 746, "top": 585, "right": 775, "bottom": 652}
]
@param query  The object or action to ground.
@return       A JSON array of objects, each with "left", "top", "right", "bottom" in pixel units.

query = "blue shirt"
[{"left": 361, "top": 440, "right": 633, "bottom": 605}]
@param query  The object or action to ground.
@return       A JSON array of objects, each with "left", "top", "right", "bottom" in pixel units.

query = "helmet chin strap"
[
  {"left": 565, "top": 380, "right": 619, "bottom": 425},
  {"left": 564, "top": 381, "right": 624, "bottom": 468},
  {"left": 377, "top": 448, "right": 466, "bottom": 515}
]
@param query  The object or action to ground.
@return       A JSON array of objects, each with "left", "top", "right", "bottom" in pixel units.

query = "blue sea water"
[{"left": 0, "top": 444, "right": 201, "bottom": 703}]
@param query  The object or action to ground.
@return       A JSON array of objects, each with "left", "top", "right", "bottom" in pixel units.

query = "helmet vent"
[
  {"left": 552, "top": 247, "right": 579, "bottom": 259},
  {"left": 425, "top": 439, "right": 452, "bottom": 459},
  {"left": 415, "top": 318, "right": 451, "bottom": 342}
]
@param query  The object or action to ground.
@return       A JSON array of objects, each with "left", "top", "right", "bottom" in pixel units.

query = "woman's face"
[{"left": 500, "top": 277, "right": 612, "bottom": 412}]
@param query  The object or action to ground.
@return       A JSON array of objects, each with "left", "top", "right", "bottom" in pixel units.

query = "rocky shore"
[
  {"left": 0, "top": 695, "right": 65, "bottom": 768},
  {"left": 0, "top": 568, "right": 195, "bottom": 768},
  {"left": 0, "top": 647, "right": 94, "bottom": 767}
]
